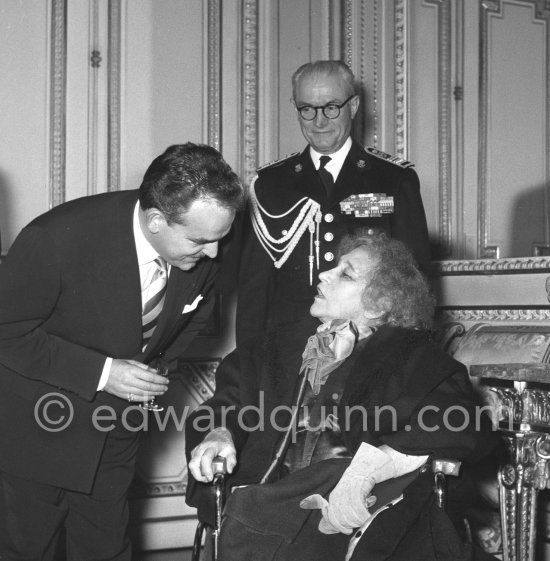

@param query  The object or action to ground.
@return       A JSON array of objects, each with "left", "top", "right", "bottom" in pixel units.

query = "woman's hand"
[
  {"left": 300, "top": 443, "right": 428, "bottom": 534},
  {"left": 188, "top": 427, "right": 237, "bottom": 482},
  {"left": 300, "top": 443, "right": 397, "bottom": 534},
  {"left": 300, "top": 476, "right": 377, "bottom": 534}
]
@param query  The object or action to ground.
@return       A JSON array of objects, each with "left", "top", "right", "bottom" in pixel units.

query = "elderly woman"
[{"left": 185, "top": 231, "right": 496, "bottom": 561}]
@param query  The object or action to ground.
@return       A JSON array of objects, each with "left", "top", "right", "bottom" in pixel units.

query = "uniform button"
[
  {"left": 367, "top": 228, "right": 374, "bottom": 235},
  {"left": 324, "top": 252, "right": 334, "bottom": 262},
  {"left": 282, "top": 229, "right": 288, "bottom": 236},
  {"left": 324, "top": 213, "right": 334, "bottom": 223},
  {"left": 324, "top": 232, "right": 334, "bottom": 242}
]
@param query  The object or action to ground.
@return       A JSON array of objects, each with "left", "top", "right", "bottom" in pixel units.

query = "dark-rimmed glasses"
[{"left": 296, "top": 95, "right": 355, "bottom": 121}]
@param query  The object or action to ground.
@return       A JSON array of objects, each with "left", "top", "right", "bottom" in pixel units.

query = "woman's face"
[{"left": 310, "top": 246, "right": 378, "bottom": 325}]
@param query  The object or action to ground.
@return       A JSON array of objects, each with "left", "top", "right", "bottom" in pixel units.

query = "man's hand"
[
  {"left": 103, "top": 359, "right": 169, "bottom": 401},
  {"left": 188, "top": 427, "right": 237, "bottom": 482}
]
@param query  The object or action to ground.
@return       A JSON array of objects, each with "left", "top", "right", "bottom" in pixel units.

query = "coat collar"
[
  {"left": 291, "top": 141, "right": 372, "bottom": 205},
  {"left": 89, "top": 191, "right": 143, "bottom": 354}
]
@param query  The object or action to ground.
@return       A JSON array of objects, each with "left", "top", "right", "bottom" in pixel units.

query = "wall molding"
[
  {"left": 49, "top": 0, "right": 67, "bottom": 207},
  {"left": 342, "top": 0, "right": 378, "bottom": 146},
  {"left": 108, "top": 0, "right": 122, "bottom": 191},
  {"left": 343, "top": 0, "right": 353, "bottom": 70},
  {"left": 207, "top": 0, "right": 221, "bottom": 152},
  {"left": 437, "top": 308, "right": 550, "bottom": 322},
  {"left": 87, "top": 0, "right": 100, "bottom": 196},
  {"left": 425, "top": 0, "right": 453, "bottom": 257},
  {"left": 434, "top": 256, "right": 550, "bottom": 275},
  {"left": 394, "top": 0, "right": 408, "bottom": 158},
  {"left": 241, "top": 0, "right": 258, "bottom": 186}
]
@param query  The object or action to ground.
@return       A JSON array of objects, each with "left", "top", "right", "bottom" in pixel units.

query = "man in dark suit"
[
  {"left": 0, "top": 143, "right": 244, "bottom": 560},
  {"left": 236, "top": 60, "right": 431, "bottom": 345}
]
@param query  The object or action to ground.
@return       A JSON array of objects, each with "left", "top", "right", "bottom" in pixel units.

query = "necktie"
[
  {"left": 142, "top": 257, "right": 168, "bottom": 348},
  {"left": 318, "top": 155, "right": 334, "bottom": 198}
]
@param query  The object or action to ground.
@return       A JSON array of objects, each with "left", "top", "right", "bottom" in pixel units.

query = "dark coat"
[
  {"left": 0, "top": 190, "right": 217, "bottom": 492},
  {"left": 236, "top": 142, "right": 431, "bottom": 345},
  {"left": 185, "top": 325, "right": 497, "bottom": 560}
]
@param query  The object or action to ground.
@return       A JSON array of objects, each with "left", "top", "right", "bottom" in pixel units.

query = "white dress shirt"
[
  {"left": 309, "top": 136, "right": 352, "bottom": 183},
  {"left": 97, "top": 201, "right": 170, "bottom": 391}
]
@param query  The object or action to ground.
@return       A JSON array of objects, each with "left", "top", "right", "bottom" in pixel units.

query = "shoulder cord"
[{"left": 249, "top": 177, "right": 322, "bottom": 284}]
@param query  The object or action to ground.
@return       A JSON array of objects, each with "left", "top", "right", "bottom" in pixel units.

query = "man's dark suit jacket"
[
  {"left": 236, "top": 141, "right": 431, "bottom": 345},
  {"left": 0, "top": 190, "right": 217, "bottom": 493}
]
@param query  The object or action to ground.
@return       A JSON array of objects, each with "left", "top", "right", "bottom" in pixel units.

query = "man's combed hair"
[
  {"left": 139, "top": 143, "right": 244, "bottom": 224},
  {"left": 291, "top": 60, "right": 356, "bottom": 99},
  {"left": 339, "top": 230, "right": 435, "bottom": 330}
]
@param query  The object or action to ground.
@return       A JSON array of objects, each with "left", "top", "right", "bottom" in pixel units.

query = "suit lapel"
[{"left": 89, "top": 192, "right": 143, "bottom": 354}]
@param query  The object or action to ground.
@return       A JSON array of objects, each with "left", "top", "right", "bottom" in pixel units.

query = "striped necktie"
[
  {"left": 142, "top": 257, "right": 168, "bottom": 348},
  {"left": 318, "top": 155, "right": 334, "bottom": 197}
]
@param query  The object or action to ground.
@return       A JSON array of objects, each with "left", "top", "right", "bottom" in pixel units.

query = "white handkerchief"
[{"left": 182, "top": 294, "right": 203, "bottom": 314}]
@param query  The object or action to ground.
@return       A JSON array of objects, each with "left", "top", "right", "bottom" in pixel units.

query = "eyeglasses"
[{"left": 296, "top": 95, "right": 355, "bottom": 121}]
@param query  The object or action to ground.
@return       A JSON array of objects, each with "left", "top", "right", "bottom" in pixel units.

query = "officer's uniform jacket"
[{"left": 236, "top": 140, "right": 431, "bottom": 344}]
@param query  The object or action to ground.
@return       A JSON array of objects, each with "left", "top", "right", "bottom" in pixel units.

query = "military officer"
[{"left": 236, "top": 60, "right": 431, "bottom": 345}]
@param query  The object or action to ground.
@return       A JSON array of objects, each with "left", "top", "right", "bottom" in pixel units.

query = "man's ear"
[
  {"left": 145, "top": 208, "right": 166, "bottom": 234},
  {"left": 350, "top": 95, "right": 360, "bottom": 119}
]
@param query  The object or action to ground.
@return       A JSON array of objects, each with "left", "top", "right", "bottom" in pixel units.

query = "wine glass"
[{"left": 140, "top": 357, "right": 169, "bottom": 412}]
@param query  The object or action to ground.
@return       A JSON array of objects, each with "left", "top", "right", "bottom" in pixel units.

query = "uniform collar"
[{"left": 309, "top": 137, "right": 352, "bottom": 180}]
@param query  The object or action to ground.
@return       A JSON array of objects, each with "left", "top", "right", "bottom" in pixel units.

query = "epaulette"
[
  {"left": 365, "top": 146, "right": 415, "bottom": 169},
  {"left": 257, "top": 151, "right": 299, "bottom": 172}
]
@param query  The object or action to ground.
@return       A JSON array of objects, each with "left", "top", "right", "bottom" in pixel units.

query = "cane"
[
  {"left": 191, "top": 455, "right": 228, "bottom": 561},
  {"left": 211, "top": 455, "right": 227, "bottom": 560}
]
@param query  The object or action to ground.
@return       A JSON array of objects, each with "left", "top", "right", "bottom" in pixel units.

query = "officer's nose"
[{"left": 314, "top": 110, "right": 329, "bottom": 126}]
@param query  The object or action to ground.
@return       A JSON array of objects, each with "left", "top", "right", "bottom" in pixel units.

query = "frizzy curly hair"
[{"left": 337, "top": 230, "right": 435, "bottom": 330}]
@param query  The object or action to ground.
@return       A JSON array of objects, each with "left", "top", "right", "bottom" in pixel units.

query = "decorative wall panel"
[
  {"left": 108, "top": 0, "right": 122, "bottom": 191},
  {"left": 424, "top": 0, "right": 453, "bottom": 257},
  {"left": 343, "top": 0, "right": 379, "bottom": 147},
  {"left": 49, "top": 0, "right": 67, "bottom": 207},
  {"left": 242, "top": 0, "right": 258, "bottom": 186},
  {"left": 207, "top": 0, "right": 221, "bottom": 152},
  {"left": 478, "top": 0, "right": 550, "bottom": 259}
]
